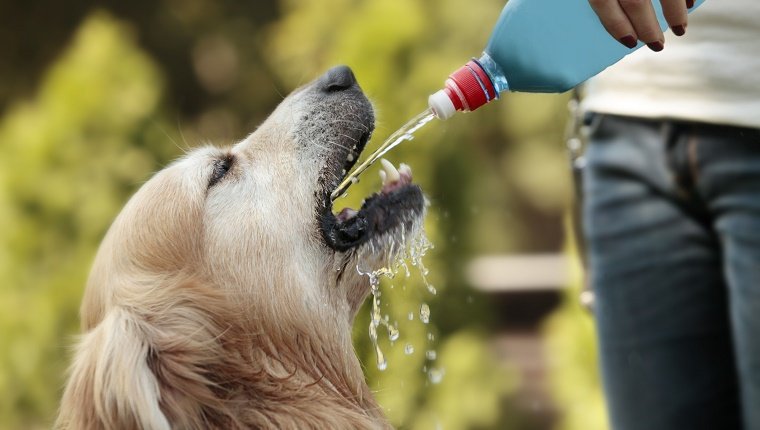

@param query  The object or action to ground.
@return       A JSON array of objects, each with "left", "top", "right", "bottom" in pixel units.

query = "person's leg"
[
  {"left": 697, "top": 126, "right": 760, "bottom": 429},
  {"left": 583, "top": 114, "right": 741, "bottom": 430}
]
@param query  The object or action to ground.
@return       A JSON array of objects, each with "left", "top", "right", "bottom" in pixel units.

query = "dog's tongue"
[
  {"left": 336, "top": 207, "right": 358, "bottom": 222},
  {"left": 334, "top": 159, "right": 413, "bottom": 222}
]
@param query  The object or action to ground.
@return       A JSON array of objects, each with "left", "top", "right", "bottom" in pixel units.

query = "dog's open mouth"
[{"left": 319, "top": 127, "right": 425, "bottom": 253}]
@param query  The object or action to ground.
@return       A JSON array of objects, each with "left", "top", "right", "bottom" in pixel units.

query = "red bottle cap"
[{"left": 429, "top": 60, "right": 496, "bottom": 119}]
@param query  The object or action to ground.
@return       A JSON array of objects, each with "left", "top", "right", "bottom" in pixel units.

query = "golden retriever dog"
[{"left": 56, "top": 66, "right": 424, "bottom": 429}]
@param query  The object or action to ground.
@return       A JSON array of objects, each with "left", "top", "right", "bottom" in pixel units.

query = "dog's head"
[
  {"left": 60, "top": 66, "right": 422, "bottom": 429},
  {"left": 83, "top": 65, "right": 424, "bottom": 326}
]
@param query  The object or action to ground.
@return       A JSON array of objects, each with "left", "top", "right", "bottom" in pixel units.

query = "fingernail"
[
  {"left": 672, "top": 25, "right": 686, "bottom": 36},
  {"left": 647, "top": 41, "right": 664, "bottom": 52},
  {"left": 686, "top": 0, "right": 694, "bottom": 8},
  {"left": 620, "top": 35, "right": 638, "bottom": 49}
]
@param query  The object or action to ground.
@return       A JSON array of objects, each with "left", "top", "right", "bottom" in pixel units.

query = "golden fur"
[{"left": 57, "top": 72, "right": 395, "bottom": 429}]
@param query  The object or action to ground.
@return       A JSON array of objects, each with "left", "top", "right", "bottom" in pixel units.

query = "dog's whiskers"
[
  {"left": 326, "top": 119, "right": 370, "bottom": 132},
  {"left": 302, "top": 136, "right": 336, "bottom": 154},
  {"left": 324, "top": 139, "right": 354, "bottom": 152},
  {"left": 337, "top": 134, "right": 359, "bottom": 144}
]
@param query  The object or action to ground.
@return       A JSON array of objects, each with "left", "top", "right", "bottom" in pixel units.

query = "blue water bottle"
[{"left": 428, "top": 0, "right": 707, "bottom": 119}]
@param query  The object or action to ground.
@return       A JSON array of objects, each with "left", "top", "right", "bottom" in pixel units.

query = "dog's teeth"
[
  {"left": 380, "top": 159, "right": 400, "bottom": 183},
  {"left": 341, "top": 169, "right": 346, "bottom": 176},
  {"left": 379, "top": 170, "right": 387, "bottom": 184},
  {"left": 399, "top": 163, "right": 412, "bottom": 178}
]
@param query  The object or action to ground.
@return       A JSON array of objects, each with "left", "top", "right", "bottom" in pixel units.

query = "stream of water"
[{"left": 331, "top": 108, "right": 436, "bottom": 201}]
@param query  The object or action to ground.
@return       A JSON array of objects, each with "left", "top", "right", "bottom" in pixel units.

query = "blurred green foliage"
[
  {"left": 0, "top": 1, "right": 605, "bottom": 428},
  {"left": 543, "top": 234, "right": 608, "bottom": 430},
  {"left": 0, "top": 13, "right": 175, "bottom": 428}
]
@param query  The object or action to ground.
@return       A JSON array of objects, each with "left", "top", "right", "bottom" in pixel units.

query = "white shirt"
[{"left": 582, "top": 0, "right": 760, "bottom": 129}]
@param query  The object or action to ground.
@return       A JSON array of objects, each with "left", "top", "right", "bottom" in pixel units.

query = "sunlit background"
[{"left": 0, "top": 0, "right": 607, "bottom": 428}]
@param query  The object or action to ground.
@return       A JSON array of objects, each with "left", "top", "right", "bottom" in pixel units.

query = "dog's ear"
[
  {"left": 56, "top": 307, "right": 170, "bottom": 430},
  {"left": 57, "top": 281, "right": 237, "bottom": 430}
]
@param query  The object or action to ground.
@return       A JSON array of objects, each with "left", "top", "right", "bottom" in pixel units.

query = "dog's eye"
[{"left": 208, "top": 154, "right": 233, "bottom": 188}]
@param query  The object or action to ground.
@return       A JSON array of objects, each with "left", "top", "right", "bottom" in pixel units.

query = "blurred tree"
[
  {"left": 0, "top": 13, "right": 177, "bottom": 428},
  {"left": 0, "top": 1, "right": 281, "bottom": 137},
  {"left": 0, "top": 0, "right": 94, "bottom": 110}
]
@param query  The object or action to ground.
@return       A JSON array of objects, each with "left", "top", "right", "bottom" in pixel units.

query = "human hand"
[{"left": 588, "top": 0, "right": 693, "bottom": 52}]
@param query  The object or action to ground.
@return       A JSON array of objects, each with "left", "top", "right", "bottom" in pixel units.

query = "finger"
[
  {"left": 660, "top": 0, "right": 688, "bottom": 36},
  {"left": 589, "top": 0, "right": 638, "bottom": 49},
  {"left": 619, "top": 0, "right": 665, "bottom": 51}
]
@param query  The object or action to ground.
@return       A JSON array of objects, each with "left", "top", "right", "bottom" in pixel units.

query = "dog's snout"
[{"left": 320, "top": 65, "right": 357, "bottom": 92}]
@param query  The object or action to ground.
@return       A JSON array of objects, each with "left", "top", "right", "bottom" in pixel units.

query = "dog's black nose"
[{"left": 320, "top": 65, "right": 357, "bottom": 92}]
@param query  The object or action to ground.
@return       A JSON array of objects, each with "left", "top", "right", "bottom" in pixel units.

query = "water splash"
[
  {"left": 366, "top": 271, "right": 392, "bottom": 371},
  {"left": 358, "top": 221, "right": 434, "bottom": 371},
  {"left": 413, "top": 252, "right": 437, "bottom": 295},
  {"left": 366, "top": 272, "right": 387, "bottom": 371},
  {"left": 331, "top": 108, "right": 436, "bottom": 201}
]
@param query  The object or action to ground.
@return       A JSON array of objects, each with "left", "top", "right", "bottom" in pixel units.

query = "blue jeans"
[{"left": 583, "top": 114, "right": 760, "bottom": 430}]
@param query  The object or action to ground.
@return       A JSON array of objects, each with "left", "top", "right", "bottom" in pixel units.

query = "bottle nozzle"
[{"left": 428, "top": 90, "right": 457, "bottom": 120}]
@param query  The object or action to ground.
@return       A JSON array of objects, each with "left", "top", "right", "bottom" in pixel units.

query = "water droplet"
[
  {"left": 408, "top": 312, "right": 414, "bottom": 321},
  {"left": 402, "top": 262, "right": 411, "bottom": 278},
  {"left": 427, "top": 332, "right": 435, "bottom": 342},
  {"left": 374, "top": 340, "right": 387, "bottom": 371},
  {"left": 426, "top": 350, "right": 437, "bottom": 360},
  {"left": 388, "top": 325, "right": 399, "bottom": 342},
  {"left": 420, "top": 303, "right": 430, "bottom": 324},
  {"left": 404, "top": 344, "right": 414, "bottom": 355},
  {"left": 428, "top": 368, "right": 444, "bottom": 384}
]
